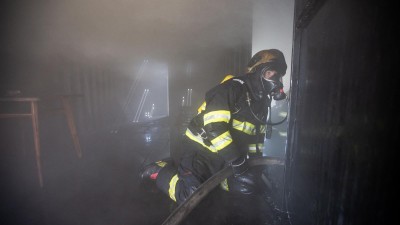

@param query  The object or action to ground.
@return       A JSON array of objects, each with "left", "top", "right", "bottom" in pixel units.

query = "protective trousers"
[{"left": 156, "top": 136, "right": 225, "bottom": 204}]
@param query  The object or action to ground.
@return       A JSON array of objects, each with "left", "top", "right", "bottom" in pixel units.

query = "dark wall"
[{"left": 286, "top": 0, "right": 397, "bottom": 224}]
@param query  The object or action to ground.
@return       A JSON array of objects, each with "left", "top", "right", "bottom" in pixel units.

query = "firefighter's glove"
[{"left": 229, "top": 157, "right": 257, "bottom": 195}]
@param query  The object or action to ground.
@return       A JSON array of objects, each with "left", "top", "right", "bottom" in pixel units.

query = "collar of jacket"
[{"left": 237, "top": 73, "right": 268, "bottom": 102}]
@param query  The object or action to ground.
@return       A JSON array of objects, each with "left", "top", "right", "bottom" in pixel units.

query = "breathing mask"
[{"left": 261, "top": 67, "right": 287, "bottom": 101}]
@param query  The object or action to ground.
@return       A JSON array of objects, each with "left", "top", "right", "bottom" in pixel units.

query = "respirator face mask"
[{"left": 261, "top": 69, "right": 287, "bottom": 101}]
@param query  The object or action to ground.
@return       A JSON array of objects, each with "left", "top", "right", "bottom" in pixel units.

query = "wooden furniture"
[
  {"left": 0, "top": 97, "right": 42, "bottom": 186},
  {"left": 0, "top": 95, "right": 82, "bottom": 187},
  {"left": 58, "top": 95, "right": 83, "bottom": 158}
]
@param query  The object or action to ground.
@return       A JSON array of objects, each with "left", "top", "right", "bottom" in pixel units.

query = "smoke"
[{"left": 4, "top": 0, "right": 254, "bottom": 63}]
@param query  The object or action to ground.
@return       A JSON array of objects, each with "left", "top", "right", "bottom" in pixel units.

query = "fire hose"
[{"left": 161, "top": 156, "right": 285, "bottom": 225}]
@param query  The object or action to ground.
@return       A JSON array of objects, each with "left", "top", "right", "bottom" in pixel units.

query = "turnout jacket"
[{"left": 185, "top": 75, "right": 270, "bottom": 163}]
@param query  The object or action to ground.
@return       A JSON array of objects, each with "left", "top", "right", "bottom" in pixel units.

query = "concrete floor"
[{"left": 1, "top": 117, "right": 288, "bottom": 225}]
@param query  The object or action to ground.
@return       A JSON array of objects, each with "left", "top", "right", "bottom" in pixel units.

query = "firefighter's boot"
[{"left": 139, "top": 158, "right": 172, "bottom": 182}]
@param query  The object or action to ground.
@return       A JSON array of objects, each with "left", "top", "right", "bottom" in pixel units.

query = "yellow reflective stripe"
[
  {"left": 197, "top": 75, "right": 234, "bottom": 114},
  {"left": 169, "top": 174, "right": 179, "bottom": 202},
  {"left": 210, "top": 131, "right": 232, "bottom": 151},
  {"left": 232, "top": 120, "right": 267, "bottom": 135},
  {"left": 248, "top": 143, "right": 265, "bottom": 153},
  {"left": 220, "top": 178, "right": 229, "bottom": 191},
  {"left": 155, "top": 161, "right": 168, "bottom": 167},
  {"left": 185, "top": 128, "right": 217, "bottom": 152},
  {"left": 203, "top": 110, "right": 230, "bottom": 125},
  {"left": 232, "top": 119, "right": 256, "bottom": 135},
  {"left": 197, "top": 102, "right": 206, "bottom": 114},
  {"left": 249, "top": 144, "right": 257, "bottom": 153}
]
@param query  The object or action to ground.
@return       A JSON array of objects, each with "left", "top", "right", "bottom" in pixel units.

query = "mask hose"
[{"left": 246, "top": 92, "right": 288, "bottom": 126}]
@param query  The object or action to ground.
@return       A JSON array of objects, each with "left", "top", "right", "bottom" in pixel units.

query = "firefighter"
[{"left": 140, "top": 49, "right": 287, "bottom": 204}]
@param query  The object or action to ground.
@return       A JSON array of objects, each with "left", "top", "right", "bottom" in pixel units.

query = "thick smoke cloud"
[{"left": 4, "top": 0, "right": 254, "bottom": 65}]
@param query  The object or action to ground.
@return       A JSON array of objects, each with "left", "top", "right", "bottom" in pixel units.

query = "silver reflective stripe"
[
  {"left": 210, "top": 131, "right": 233, "bottom": 151},
  {"left": 203, "top": 110, "right": 230, "bottom": 125},
  {"left": 185, "top": 128, "right": 217, "bottom": 152},
  {"left": 248, "top": 143, "right": 265, "bottom": 153},
  {"left": 260, "top": 125, "right": 266, "bottom": 134},
  {"left": 232, "top": 119, "right": 256, "bottom": 135}
]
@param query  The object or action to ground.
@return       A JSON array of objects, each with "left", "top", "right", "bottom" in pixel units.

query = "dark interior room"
[{"left": 1, "top": 0, "right": 396, "bottom": 225}]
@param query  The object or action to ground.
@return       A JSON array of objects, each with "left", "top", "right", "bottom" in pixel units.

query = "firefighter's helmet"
[{"left": 247, "top": 49, "right": 287, "bottom": 76}]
